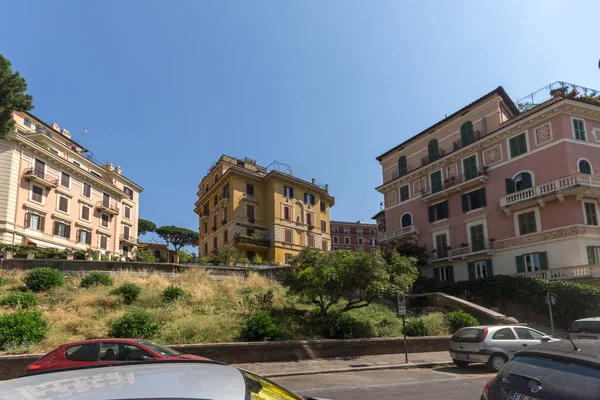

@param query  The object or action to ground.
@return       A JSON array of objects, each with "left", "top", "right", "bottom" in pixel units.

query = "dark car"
[{"left": 480, "top": 340, "right": 600, "bottom": 399}]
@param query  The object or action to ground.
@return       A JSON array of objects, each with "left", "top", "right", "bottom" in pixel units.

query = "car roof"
[
  {"left": 517, "top": 340, "right": 600, "bottom": 366},
  {"left": 573, "top": 317, "right": 600, "bottom": 323},
  {"left": 457, "top": 325, "right": 544, "bottom": 331},
  {"left": 57, "top": 338, "right": 149, "bottom": 347},
  {"left": 0, "top": 361, "right": 245, "bottom": 400}
]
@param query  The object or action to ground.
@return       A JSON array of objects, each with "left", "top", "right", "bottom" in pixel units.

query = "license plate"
[
  {"left": 508, "top": 391, "right": 540, "bottom": 400},
  {"left": 455, "top": 353, "right": 469, "bottom": 360}
]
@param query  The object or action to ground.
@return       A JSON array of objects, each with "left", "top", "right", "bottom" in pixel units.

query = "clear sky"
[{"left": 2, "top": 0, "right": 599, "bottom": 238}]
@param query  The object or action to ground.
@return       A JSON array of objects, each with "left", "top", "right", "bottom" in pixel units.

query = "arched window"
[
  {"left": 398, "top": 156, "right": 407, "bottom": 176},
  {"left": 401, "top": 213, "right": 412, "bottom": 227},
  {"left": 579, "top": 159, "right": 592, "bottom": 175},
  {"left": 460, "top": 121, "right": 474, "bottom": 145},
  {"left": 428, "top": 139, "right": 439, "bottom": 161},
  {"left": 23, "top": 118, "right": 32, "bottom": 128},
  {"left": 514, "top": 172, "right": 533, "bottom": 192}
]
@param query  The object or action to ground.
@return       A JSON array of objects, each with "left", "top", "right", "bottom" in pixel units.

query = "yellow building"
[{"left": 194, "top": 155, "right": 334, "bottom": 265}]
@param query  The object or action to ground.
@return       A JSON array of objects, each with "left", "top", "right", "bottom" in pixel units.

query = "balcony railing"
[
  {"left": 512, "top": 265, "right": 600, "bottom": 281},
  {"left": 452, "top": 130, "right": 483, "bottom": 152},
  {"left": 421, "top": 149, "right": 446, "bottom": 166},
  {"left": 420, "top": 168, "right": 487, "bottom": 199},
  {"left": 376, "top": 225, "right": 419, "bottom": 244},
  {"left": 500, "top": 173, "right": 600, "bottom": 208},
  {"left": 23, "top": 168, "right": 59, "bottom": 188},
  {"left": 234, "top": 235, "right": 270, "bottom": 248},
  {"left": 448, "top": 240, "right": 491, "bottom": 258},
  {"left": 119, "top": 235, "right": 137, "bottom": 244},
  {"left": 96, "top": 200, "right": 119, "bottom": 215}
]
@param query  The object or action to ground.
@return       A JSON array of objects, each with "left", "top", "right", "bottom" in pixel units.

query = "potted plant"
[
  {"left": 63, "top": 248, "right": 75, "bottom": 260},
  {"left": 241, "top": 257, "right": 250, "bottom": 268},
  {"left": 550, "top": 87, "right": 567, "bottom": 98}
]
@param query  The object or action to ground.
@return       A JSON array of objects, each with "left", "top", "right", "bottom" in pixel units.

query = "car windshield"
[
  {"left": 571, "top": 321, "right": 600, "bottom": 334},
  {"left": 452, "top": 328, "right": 484, "bottom": 343},
  {"left": 138, "top": 341, "right": 181, "bottom": 357},
  {"left": 242, "top": 370, "right": 303, "bottom": 400}
]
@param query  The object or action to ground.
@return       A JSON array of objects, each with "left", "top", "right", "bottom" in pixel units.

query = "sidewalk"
[{"left": 233, "top": 351, "right": 452, "bottom": 378}]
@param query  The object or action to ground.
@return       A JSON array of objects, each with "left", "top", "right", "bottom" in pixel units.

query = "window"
[
  {"left": 204, "top": 243, "right": 208, "bottom": 255},
  {"left": 247, "top": 205, "right": 255, "bottom": 220},
  {"left": 516, "top": 252, "right": 548, "bottom": 272},
  {"left": 101, "top": 214, "right": 110, "bottom": 228},
  {"left": 78, "top": 229, "right": 91, "bottom": 244},
  {"left": 91, "top": 170, "right": 102, "bottom": 178},
  {"left": 333, "top": 236, "right": 338, "bottom": 244},
  {"left": 213, "top": 214, "right": 217, "bottom": 228},
  {"left": 72, "top": 160, "right": 81, "bottom": 168},
  {"left": 434, "top": 266, "right": 453, "bottom": 282},
  {"left": 54, "top": 221, "right": 70, "bottom": 238},
  {"left": 31, "top": 185, "right": 44, "bottom": 203},
  {"left": 573, "top": 118, "right": 586, "bottom": 141},
  {"left": 469, "top": 260, "right": 492, "bottom": 280},
  {"left": 285, "top": 229, "right": 293, "bottom": 244},
  {"left": 58, "top": 195, "right": 69, "bottom": 213},
  {"left": 401, "top": 213, "right": 412, "bottom": 227},
  {"left": 435, "top": 233, "right": 448, "bottom": 258},
  {"left": 343, "top": 227, "right": 350, "bottom": 234},
  {"left": 430, "top": 170, "right": 442, "bottom": 193},
  {"left": 357, "top": 228, "right": 363, "bottom": 234},
  {"left": 492, "top": 328, "right": 516, "bottom": 340},
  {"left": 514, "top": 328, "right": 545, "bottom": 341},
  {"left": 65, "top": 344, "right": 96, "bottom": 362},
  {"left": 34, "top": 159, "right": 45, "bottom": 176},
  {"left": 100, "top": 235, "right": 108, "bottom": 249},
  {"left": 283, "top": 206, "right": 292, "bottom": 221},
  {"left": 246, "top": 183, "right": 254, "bottom": 196},
  {"left": 60, "top": 172, "right": 70, "bottom": 188},
  {"left": 35, "top": 124, "right": 43, "bottom": 133},
  {"left": 321, "top": 220, "right": 326, "bottom": 232},
  {"left": 322, "top": 240, "right": 328, "bottom": 251},
  {"left": 285, "top": 253, "right": 293, "bottom": 264},
  {"left": 462, "top": 155, "right": 478, "bottom": 180},
  {"left": 320, "top": 202, "right": 326, "bottom": 212},
  {"left": 507, "top": 172, "right": 533, "bottom": 194},
  {"left": 306, "top": 213, "right": 314, "bottom": 226},
  {"left": 358, "top": 237, "right": 363, "bottom": 245},
  {"left": 518, "top": 211, "right": 537, "bottom": 235},
  {"left": 400, "top": 185, "right": 409, "bottom": 202},
  {"left": 460, "top": 121, "right": 474, "bottom": 146},
  {"left": 284, "top": 186, "right": 294, "bottom": 198},
  {"left": 213, "top": 237, "right": 217, "bottom": 249},
  {"left": 585, "top": 202, "right": 598, "bottom": 226},
  {"left": 345, "top": 237, "right": 350, "bottom": 245},
  {"left": 370, "top": 239, "right": 376, "bottom": 246},
  {"left": 370, "top": 229, "right": 375, "bottom": 235},
  {"left": 124, "top": 206, "right": 131, "bottom": 220},
  {"left": 23, "top": 117, "right": 32, "bottom": 127},
  {"left": 428, "top": 201, "right": 448, "bottom": 222},
  {"left": 304, "top": 193, "right": 315, "bottom": 205},
  {"left": 26, "top": 212, "right": 44, "bottom": 231},
  {"left": 223, "top": 230, "right": 228, "bottom": 243},
  {"left": 99, "top": 343, "right": 154, "bottom": 362},
  {"left": 579, "top": 159, "right": 592, "bottom": 175},
  {"left": 83, "top": 182, "right": 91, "bottom": 198},
  {"left": 223, "top": 207, "right": 228, "bottom": 220},
  {"left": 124, "top": 186, "right": 134, "bottom": 199},
  {"left": 461, "top": 188, "right": 486, "bottom": 212},
  {"left": 214, "top": 174, "right": 219, "bottom": 183},
  {"left": 44, "top": 129, "right": 53, "bottom": 138},
  {"left": 123, "top": 225, "right": 130, "bottom": 240},
  {"left": 308, "top": 234, "right": 315, "bottom": 248},
  {"left": 81, "top": 205, "right": 90, "bottom": 221},
  {"left": 428, "top": 139, "right": 439, "bottom": 161},
  {"left": 332, "top": 227, "right": 338, "bottom": 233},
  {"left": 102, "top": 193, "right": 110, "bottom": 208},
  {"left": 398, "top": 156, "right": 407, "bottom": 176},
  {"left": 247, "top": 228, "right": 254, "bottom": 236},
  {"left": 203, "top": 222, "right": 208, "bottom": 234},
  {"left": 214, "top": 195, "right": 218, "bottom": 206},
  {"left": 154, "top": 250, "right": 162, "bottom": 258},
  {"left": 509, "top": 132, "right": 528, "bottom": 158},
  {"left": 470, "top": 224, "right": 485, "bottom": 251}
]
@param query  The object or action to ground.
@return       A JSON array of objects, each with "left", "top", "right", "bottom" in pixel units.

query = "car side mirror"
[{"left": 540, "top": 336, "right": 551, "bottom": 342}]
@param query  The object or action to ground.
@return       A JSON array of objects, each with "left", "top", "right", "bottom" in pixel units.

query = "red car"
[{"left": 27, "top": 339, "right": 208, "bottom": 373}]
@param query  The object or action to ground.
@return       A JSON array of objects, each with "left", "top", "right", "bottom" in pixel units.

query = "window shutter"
[
  {"left": 522, "top": 173, "right": 533, "bottom": 189},
  {"left": 509, "top": 137, "right": 518, "bottom": 158},
  {"left": 467, "top": 262, "right": 475, "bottom": 280},
  {"left": 24, "top": 212, "right": 30, "bottom": 227},
  {"left": 448, "top": 266, "right": 455, "bottom": 282},
  {"left": 441, "top": 201, "right": 449, "bottom": 219},
  {"left": 539, "top": 252, "right": 548, "bottom": 270},
  {"left": 479, "top": 188, "right": 487, "bottom": 207},
  {"left": 516, "top": 255, "right": 525, "bottom": 273},
  {"left": 40, "top": 216, "right": 45, "bottom": 232},
  {"left": 428, "top": 205, "right": 435, "bottom": 223},
  {"left": 86, "top": 231, "right": 92, "bottom": 245},
  {"left": 65, "top": 224, "right": 71, "bottom": 239},
  {"left": 518, "top": 134, "right": 527, "bottom": 154},
  {"left": 486, "top": 259, "right": 494, "bottom": 277},
  {"left": 434, "top": 268, "right": 440, "bottom": 280},
  {"left": 77, "top": 229, "right": 81, "bottom": 242},
  {"left": 505, "top": 178, "right": 515, "bottom": 194},
  {"left": 461, "top": 193, "right": 469, "bottom": 213},
  {"left": 588, "top": 246, "right": 597, "bottom": 265},
  {"left": 53, "top": 221, "right": 58, "bottom": 235}
]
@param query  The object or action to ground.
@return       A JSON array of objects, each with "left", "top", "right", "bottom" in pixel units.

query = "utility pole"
[
  {"left": 547, "top": 292, "right": 557, "bottom": 337},
  {"left": 398, "top": 293, "right": 408, "bottom": 363}
]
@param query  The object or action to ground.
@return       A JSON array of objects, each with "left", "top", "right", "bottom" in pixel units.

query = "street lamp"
[{"left": 165, "top": 235, "right": 171, "bottom": 262}]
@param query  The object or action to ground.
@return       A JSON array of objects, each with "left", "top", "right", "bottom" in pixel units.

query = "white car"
[
  {"left": 569, "top": 317, "right": 600, "bottom": 340},
  {"left": 449, "top": 325, "right": 554, "bottom": 372}
]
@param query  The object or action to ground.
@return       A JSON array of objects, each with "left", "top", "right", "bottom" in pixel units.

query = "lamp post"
[{"left": 165, "top": 235, "right": 171, "bottom": 263}]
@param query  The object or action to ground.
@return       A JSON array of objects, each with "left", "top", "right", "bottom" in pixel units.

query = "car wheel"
[
  {"left": 487, "top": 354, "right": 508, "bottom": 372},
  {"left": 452, "top": 359, "right": 470, "bottom": 368}
]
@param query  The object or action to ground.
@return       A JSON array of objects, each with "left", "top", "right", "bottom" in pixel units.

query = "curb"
[{"left": 258, "top": 361, "right": 452, "bottom": 378}]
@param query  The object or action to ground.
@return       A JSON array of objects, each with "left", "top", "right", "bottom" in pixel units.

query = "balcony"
[
  {"left": 448, "top": 240, "right": 492, "bottom": 259},
  {"left": 452, "top": 130, "right": 483, "bottom": 151},
  {"left": 421, "top": 149, "right": 446, "bottom": 167},
  {"left": 24, "top": 168, "right": 58, "bottom": 188},
  {"left": 376, "top": 225, "right": 419, "bottom": 245},
  {"left": 234, "top": 234, "right": 270, "bottom": 250},
  {"left": 96, "top": 200, "right": 119, "bottom": 215},
  {"left": 119, "top": 235, "right": 137, "bottom": 245},
  {"left": 511, "top": 265, "right": 600, "bottom": 281},
  {"left": 420, "top": 168, "right": 488, "bottom": 202},
  {"left": 499, "top": 173, "right": 600, "bottom": 213}
]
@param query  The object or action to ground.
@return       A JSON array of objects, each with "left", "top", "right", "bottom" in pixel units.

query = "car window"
[
  {"left": 451, "top": 328, "right": 485, "bottom": 343},
  {"left": 100, "top": 342, "right": 155, "bottom": 361},
  {"left": 515, "top": 327, "right": 544, "bottom": 340},
  {"left": 138, "top": 341, "right": 180, "bottom": 357},
  {"left": 571, "top": 321, "right": 600, "bottom": 334},
  {"left": 65, "top": 344, "right": 96, "bottom": 361},
  {"left": 492, "top": 328, "right": 516, "bottom": 340},
  {"left": 242, "top": 370, "right": 303, "bottom": 400}
]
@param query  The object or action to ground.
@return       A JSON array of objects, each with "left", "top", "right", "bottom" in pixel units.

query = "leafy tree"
[
  {"left": 394, "top": 242, "right": 430, "bottom": 267},
  {"left": 0, "top": 54, "right": 34, "bottom": 139},
  {"left": 155, "top": 226, "right": 199, "bottom": 252},
  {"left": 136, "top": 248, "right": 158, "bottom": 263},
  {"left": 138, "top": 218, "right": 157, "bottom": 237},
  {"left": 287, "top": 248, "right": 418, "bottom": 315},
  {"left": 177, "top": 250, "right": 195, "bottom": 264},
  {"left": 215, "top": 243, "right": 244, "bottom": 263}
]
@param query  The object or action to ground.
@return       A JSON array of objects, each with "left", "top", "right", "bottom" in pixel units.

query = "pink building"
[
  {"left": 330, "top": 220, "right": 377, "bottom": 251},
  {"left": 376, "top": 83, "right": 600, "bottom": 282},
  {"left": 0, "top": 111, "right": 143, "bottom": 260}
]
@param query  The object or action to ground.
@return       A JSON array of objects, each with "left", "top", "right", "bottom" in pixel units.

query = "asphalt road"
[{"left": 274, "top": 366, "right": 495, "bottom": 400}]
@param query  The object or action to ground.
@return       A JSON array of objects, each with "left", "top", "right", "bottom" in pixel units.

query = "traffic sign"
[{"left": 397, "top": 293, "right": 407, "bottom": 316}]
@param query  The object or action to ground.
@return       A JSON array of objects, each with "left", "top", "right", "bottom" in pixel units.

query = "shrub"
[
  {"left": 0, "top": 310, "right": 49, "bottom": 350},
  {"left": 255, "top": 289, "right": 274, "bottom": 310},
  {"left": 162, "top": 285, "right": 185, "bottom": 303},
  {"left": 24, "top": 268, "right": 65, "bottom": 292},
  {"left": 80, "top": 272, "right": 113, "bottom": 288},
  {"left": 100, "top": 254, "right": 110, "bottom": 261},
  {"left": 0, "top": 292, "right": 38, "bottom": 309},
  {"left": 137, "top": 248, "right": 158, "bottom": 263},
  {"left": 251, "top": 254, "right": 264, "bottom": 265},
  {"left": 110, "top": 283, "right": 141, "bottom": 304},
  {"left": 421, "top": 312, "right": 450, "bottom": 336},
  {"left": 321, "top": 312, "right": 375, "bottom": 339},
  {"left": 0, "top": 277, "right": 6, "bottom": 287},
  {"left": 444, "top": 310, "right": 479, "bottom": 333},
  {"left": 239, "top": 310, "right": 279, "bottom": 341},
  {"left": 109, "top": 310, "right": 159, "bottom": 339},
  {"left": 404, "top": 317, "right": 428, "bottom": 337}
]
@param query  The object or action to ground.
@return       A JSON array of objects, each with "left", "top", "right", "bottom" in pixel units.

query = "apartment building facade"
[
  {"left": 376, "top": 83, "right": 600, "bottom": 282},
  {"left": 330, "top": 220, "right": 377, "bottom": 250},
  {"left": 0, "top": 111, "right": 143, "bottom": 260},
  {"left": 194, "top": 155, "right": 334, "bottom": 265}
]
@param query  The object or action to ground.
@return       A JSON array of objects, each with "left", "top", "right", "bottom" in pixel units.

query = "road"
[{"left": 274, "top": 367, "right": 494, "bottom": 400}]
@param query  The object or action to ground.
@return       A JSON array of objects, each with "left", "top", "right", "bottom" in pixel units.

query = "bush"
[
  {"left": 239, "top": 311, "right": 279, "bottom": 341},
  {"left": 404, "top": 317, "right": 428, "bottom": 337},
  {"left": 321, "top": 312, "right": 375, "bottom": 339},
  {"left": 0, "top": 292, "right": 38, "bottom": 309},
  {"left": 0, "top": 277, "right": 6, "bottom": 287},
  {"left": 109, "top": 310, "right": 159, "bottom": 339},
  {"left": 251, "top": 254, "right": 264, "bottom": 265},
  {"left": 444, "top": 311, "right": 479, "bottom": 333},
  {"left": 24, "top": 267, "right": 65, "bottom": 292},
  {"left": 0, "top": 310, "right": 49, "bottom": 350},
  {"left": 80, "top": 272, "right": 113, "bottom": 288},
  {"left": 137, "top": 248, "right": 158, "bottom": 263},
  {"left": 255, "top": 290, "right": 274, "bottom": 310},
  {"left": 421, "top": 312, "right": 450, "bottom": 336},
  {"left": 100, "top": 254, "right": 109, "bottom": 261},
  {"left": 162, "top": 285, "right": 185, "bottom": 303},
  {"left": 110, "top": 283, "right": 141, "bottom": 304}
]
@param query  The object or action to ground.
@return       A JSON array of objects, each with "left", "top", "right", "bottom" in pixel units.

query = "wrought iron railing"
[
  {"left": 234, "top": 235, "right": 270, "bottom": 247},
  {"left": 515, "top": 81, "right": 600, "bottom": 112},
  {"left": 452, "top": 130, "right": 483, "bottom": 151},
  {"left": 420, "top": 168, "right": 487, "bottom": 197},
  {"left": 449, "top": 240, "right": 490, "bottom": 258},
  {"left": 24, "top": 168, "right": 59, "bottom": 186},
  {"left": 421, "top": 149, "right": 446, "bottom": 166}
]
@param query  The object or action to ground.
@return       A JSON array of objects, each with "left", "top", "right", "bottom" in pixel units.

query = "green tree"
[
  {"left": 287, "top": 248, "right": 418, "bottom": 315},
  {"left": 138, "top": 218, "right": 157, "bottom": 237},
  {"left": 136, "top": 248, "right": 158, "bottom": 263},
  {"left": 0, "top": 55, "right": 34, "bottom": 139},
  {"left": 155, "top": 226, "right": 199, "bottom": 252},
  {"left": 177, "top": 250, "right": 195, "bottom": 263},
  {"left": 394, "top": 242, "right": 430, "bottom": 267}
]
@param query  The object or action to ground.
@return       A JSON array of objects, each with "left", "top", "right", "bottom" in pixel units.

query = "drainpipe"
[{"left": 12, "top": 144, "right": 24, "bottom": 246}]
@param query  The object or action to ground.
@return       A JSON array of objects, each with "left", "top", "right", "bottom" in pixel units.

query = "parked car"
[
  {"left": 480, "top": 340, "right": 600, "bottom": 400},
  {"left": 0, "top": 360, "right": 329, "bottom": 400},
  {"left": 26, "top": 339, "right": 208, "bottom": 373},
  {"left": 568, "top": 317, "right": 600, "bottom": 340},
  {"left": 449, "top": 325, "right": 554, "bottom": 372}
]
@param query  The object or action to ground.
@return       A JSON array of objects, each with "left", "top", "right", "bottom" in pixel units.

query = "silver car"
[
  {"left": 449, "top": 325, "right": 554, "bottom": 372},
  {"left": 569, "top": 317, "right": 600, "bottom": 340}
]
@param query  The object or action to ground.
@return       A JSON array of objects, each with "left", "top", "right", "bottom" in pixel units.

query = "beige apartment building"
[{"left": 0, "top": 111, "right": 143, "bottom": 260}]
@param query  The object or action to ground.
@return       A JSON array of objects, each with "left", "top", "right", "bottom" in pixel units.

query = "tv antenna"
[{"left": 266, "top": 160, "right": 293, "bottom": 175}]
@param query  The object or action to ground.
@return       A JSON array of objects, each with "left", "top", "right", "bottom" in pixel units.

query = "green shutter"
[
  {"left": 509, "top": 137, "right": 518, "bottom": 158},
  {"left": 461, "top": 121, "right": 474, "bottom": 145},
  {"left": 479, "top": 188, "right": 487, "bottom": 207},
  {"left": 441, "top": 201, "right": 449, "bottom": 219},
  {"left": 516, "top": 255, "right": 525, "bottom": 273},
  {"left": 518, "top": 134, "right": 528, "bottom": 154},
  {"left": 434, "top": 267, "right": 440, "bottom": 280},
  {"left": 467, "top": 262, "right": 475, "bottom": 280},
  {"left": 428, "top": 205, "right": 435, "bottom": 223},
  {"left": 505, "top": 178, "right": 515, "bottom": 194},
  {"left": 448, "top": 266, "right": 455, "bottom": 282},
  {"left": 462, "top": 193, "right": 469, "bottom": 213},
  {"left": 588, "top": 246, "right": 597, "bottom": 265},
  {"left": 431, "top": 171, "right": 442, "bottom": 193},
  {"left": 399, "top": 156, "right": 407, "bottom": 176},
  {"left": 428, "top": 140, "right": 439, "bottom": 161},
  {"left": 486, "top": 259, "right": 494, "bottom": 277},
  {"left": 463, "top": 156, "right": 477, "bottom": 180},
  {"left": 539, "top": 252, "right": 548, "bottom": 270}
]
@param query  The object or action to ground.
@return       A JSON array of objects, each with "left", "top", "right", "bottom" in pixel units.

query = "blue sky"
[{"left": 2, "top": 0, "right": 599, "bottom": 241}]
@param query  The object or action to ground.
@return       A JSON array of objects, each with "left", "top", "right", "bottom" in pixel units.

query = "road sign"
[{"left": 397, "top": 293, "right": 406, "bottom": 316}]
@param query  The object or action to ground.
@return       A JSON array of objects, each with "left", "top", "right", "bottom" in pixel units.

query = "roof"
[
  {"left": 330, "top": 220, "right": 377, "bottom": 227},
  {"left": 518, "top": 340, "right": 600, "bottom": 365},
  {"left": 572, "top": 317, "right": 600, "bottom": 323},
  {"left": 375, "top": 86, "right": 518, "bottom": 161},
  {"left": 371, "top": 210, "right": 385, "bottom": 220}
]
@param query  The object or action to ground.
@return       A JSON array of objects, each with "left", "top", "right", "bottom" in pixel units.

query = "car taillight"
[
  {"left": 27, "top": 364, "right": 42, "bottom": 372},
  {"left": 481, "top": 327, "right": 489, "bottom": 341},
  {"left": 481, "top": 376, "right": 494, "bottom": 400}
]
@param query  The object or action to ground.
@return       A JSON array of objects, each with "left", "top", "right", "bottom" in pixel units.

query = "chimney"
[
  {"left": 312, "top": 178, "right": 316, "bottom": 184},
  {"left": 61, "top": 128, "right": 71, "bottom": 138},
  {"left": 325, "top": 184, "right": 329, "bottom": 193},
  {"left": 51, "top": 123, "right": 60, "bottom": 131},
  {"left": 115, "top": 166, "right": 122, "bottom": 175},
  {"left": 103, "top": 163, "right": 114, "bottom": 172}
]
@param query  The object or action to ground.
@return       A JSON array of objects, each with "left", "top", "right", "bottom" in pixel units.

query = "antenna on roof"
[{"left": 567, "top": 334, "right": 580, "bottom": 352}]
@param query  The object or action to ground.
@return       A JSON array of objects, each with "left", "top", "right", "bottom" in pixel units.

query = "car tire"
[
  {"left": 487, "top": 353, "right": 508, "bottom": 372},
  {"left": 452, "top": 359, "right": 470, "bottom": 368}
]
